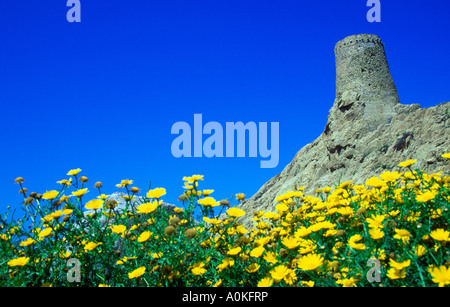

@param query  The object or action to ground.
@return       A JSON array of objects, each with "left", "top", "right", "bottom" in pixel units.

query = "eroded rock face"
[{"left": 237, "top": 34, "right": 450, "bottom": 227}]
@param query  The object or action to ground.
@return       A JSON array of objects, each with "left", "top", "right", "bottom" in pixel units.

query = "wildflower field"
[{"left": 1, "top": 155, "right": 450, "bottom": 287}]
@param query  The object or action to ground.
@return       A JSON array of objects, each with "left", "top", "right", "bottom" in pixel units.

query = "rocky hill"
[{"left": 238, "top": 34, "right": 450, "bottom": 227}]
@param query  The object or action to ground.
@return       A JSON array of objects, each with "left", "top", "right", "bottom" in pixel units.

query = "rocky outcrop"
[{"left": 238, "top": 34, "right": 450, "bottom": 227}]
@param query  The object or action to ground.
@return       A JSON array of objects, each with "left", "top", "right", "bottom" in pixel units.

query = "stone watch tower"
[{"left": 332, "top": 34, "right": 400, "bottom": 132}]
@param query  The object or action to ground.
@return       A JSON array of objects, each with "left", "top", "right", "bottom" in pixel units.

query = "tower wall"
[
  {"left": 334, "top": 34, "right": 400, "bottom": 131},
  {"left": 334, "top": 34, "right": 400, "bottom": 104}
]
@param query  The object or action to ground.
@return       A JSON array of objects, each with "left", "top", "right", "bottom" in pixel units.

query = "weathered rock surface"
[{"left": 238, "top": 34, "right": 450, "bottom": 227}]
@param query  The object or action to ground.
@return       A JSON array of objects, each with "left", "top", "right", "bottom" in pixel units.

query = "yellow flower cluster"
[{"left": 1, "top": 154, "right": 449, "bottom": 287}]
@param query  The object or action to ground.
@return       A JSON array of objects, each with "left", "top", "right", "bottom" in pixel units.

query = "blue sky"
[{"left": 0, "top": 1, "right": 449, "bottom": 215}]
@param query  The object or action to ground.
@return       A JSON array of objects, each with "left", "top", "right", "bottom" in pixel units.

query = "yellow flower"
[
  {"left": 254, "top": 236, "right": 271, "bottom": 247},
  {"left": 173, "top": 207, "right": 183, "bottom": 214},
  {"left": 393, "top": 228, "right": 411, "bottom": 243},
  {"left": 416, "top": 191, "right": 437, "bottom": 203},
  {"left": 321, "top": 187, "right": 333, "bottom": 193},
  {"left": 84, "top": 242, "right": 102, "bottom": 251},
  {"left": 270, "top": 265, "right": 289, "bottom": 281},
  {"left": 212, "top": 279, "right": 222, "bottom": 287},
  {"left": 83, "top": 242, "right": 102, "bottom": 251},
  {"left": 72, "top": 188, "right": 88, "bottom": 198},
  {"left": 146, "top": 188, "right": 166, "bottom": 199},
  {"left": 138, "top": 231, "right": 152, "bottom": 243},
  {"left": 338, "top": 180, "right": 353, "bottom": 189},
  {"left": 217, "top": 258, "right": 235, "bottom": 271},
  {"left": 202, "top": 189, "right": 214, "bottom": 196},
  {"left": 226, "top": 246, "right": 242, "bottom": 256},
  {"left": 429, "top": 228, "right": 450, "bottom": 242},
  {"left": 38, "top": 228, "right": 53, "bottom": 240},
  {"left": 368, "top": 228, "right": 384, "bottom": 240},
  {"left": 430, "top": 209, "right": 442, "bottom": 219},
  {"left": 57, "top": 178, "right": 73, "bottom": 186},
  {"left": 198, "top": 197, "right": 220, "bottom": 208},
  {"left": 297, "top": 254, "right": 324, "bottom": 271},
  {"left": 428, "top": 265, "right": 450, "bottom": 287},
  {"left": 389, "top": 210, "right": 400, "bottom": 217},
  {"left": 136, "top": 201, "right": 160, "bottom": 214},
  {"left": 111, "top": 225, "right": 127, "bottom": 235},
  {"left": 236, "top": 193, "right": 246, "bottom": 201},
  {"left": 324, "top": 229, "right": 338, "bottom": 237},
  {"left": 264, "top": 211, "right": 280, "bottom": 221},
  {"left": 270, "top": 265, "right": 297, "bottom": 284},
  {"left": 441, "top": 153, "right": 450, "bottom": 159},
  {"left": 67, "top": 168, "right": 82, "bottom": 176},
  {"left": 294, "top": 227, "right": 312, "bottom": 238},
  {"left": 62, "top": 209, "right": 73, "bottom": 215},
  {"left": 245, "top": 263, "right": 260, "bottom": 273},
  {"left": 250, "top": 246, "right": 265, "bottom": 258},
  {"left": 203, "top": 217, "right": 222, "bottom": 225},
  {"left": 337, "top": 206, "right": 354, "bottom": 216},
  {"left": 191, "top": 262, "right": 206, "bottom": 276},
  {"left": 336, "top": 277, "right": 357, "bottom": 287},
  {"left": 20, "top": 237, "right": 36, "bottom": 247},
  {"left": 226, "top": 207, "right": 245, "bottom": 218},
  {"left": 182, "top": 181, "right": 195, "bottom": 190},
  {"left": 300, "top": 281, "right": 315, "bottom": 287},
  {"left": 413, "top": 245, "right": 427, "bottom": 257},
  {"left": 116, "top": 179, "right": 133, "bottom": 189},
  {"left": 41, "top": 214, "right": 54, "bottom": 223},
  {"left": 7, "top": 257, "right": 30, "bottom": 267},
  {"left": 97, "top": 194, "right": 110, "bottom": 201},
  {"left": 128, "top": 266, "right": 146, "bottom": 279},
  {"left": 275, "top": 203, "right": 289, "bottom": 214},
  {"left": 380, "top": 171, "right": 401, "bottom": 182},
  {"left": 348, "top": 234, "right": 366, "bottom": 250},
  {"left": 282, "top": 237, "right": 301, "bottom": 250},
  {"left": 236, "top": 225, "right": 247, "bottom": 235},
  {"left": 398, "top": 159, "right": 417, "bottom": 167},
  {"left": 387, "top": 268, "right": 407, "bottom": 280},
  {"left": 191, "top": 174, "right": 204, "bottom": 181},
  {"left": 59, "top": 250, "right": 72, "bottom": 259},
  {"left": 42, "top": 190, "right": 59, "bottom": 200},
  {"left": 257, "top": 277, "right": 273, "bottom": 287},
  {"left": 50, "top": 210, "right": 64, "bottom": 220},
  {"left": 365, "top": 176, "right": 384, "bottom": 188},
  {"left": 117, "top": 256, "right": 137, "bottom": 265},
  {"left": 389, "top": 259, "right": 411, "bottom": 270},
  {"left": 85, "top": 199, "right": 103, "bottom": 210},
  {"left": 263, "top": 251, "right": 279, "bottom": 264}
]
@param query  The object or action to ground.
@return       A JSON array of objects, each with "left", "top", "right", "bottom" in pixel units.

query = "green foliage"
[{"left": 1, "top": 157, "right": 450, "bottom": 287}]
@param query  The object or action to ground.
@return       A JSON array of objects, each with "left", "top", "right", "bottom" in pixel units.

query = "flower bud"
[
  {"left": 105, "top": 199, "right": 117, "bottom": 209},
  {"left": 220, "top": 199, "right": 230, "bottom": 207},
  {"left": 164, "top": 226, "right": 176, "bottom": 236},
  {"left": 178, "top": 195, "right": 188, "bottom": 202},
  {"left": 169, "top": 217, "right": 181, "bottom": 226},
  {"left": 24, "top": 197, "right": 34, "bottom": 205},
  {"left": 130, "top": 187, "right": 140, "bottom": 194},
  {"left": 184, "top": 228, "right": 198, "bottom": 239}
]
